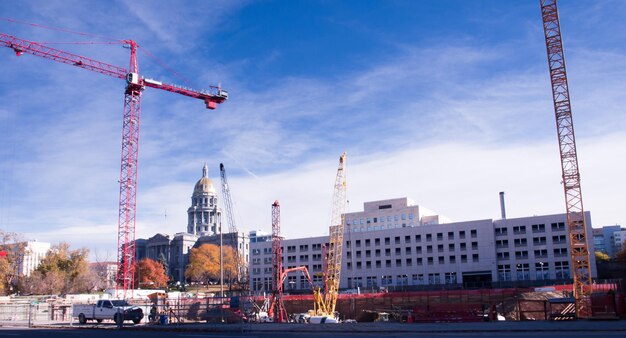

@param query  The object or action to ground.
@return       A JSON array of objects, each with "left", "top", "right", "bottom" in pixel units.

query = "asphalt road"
[{"left": 2, "top": 328, "right": 626, "bottom": 338}]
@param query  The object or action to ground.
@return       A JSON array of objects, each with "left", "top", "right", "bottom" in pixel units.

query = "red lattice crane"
[
  {"left": 268, "top": 200, "right": 288, "bottom": 323},
  {"left": 540, "top": 0, "right": 592, "bottom": 317},
  {"left": 0, "top": 32, "right": 228, "bottom": 298}
]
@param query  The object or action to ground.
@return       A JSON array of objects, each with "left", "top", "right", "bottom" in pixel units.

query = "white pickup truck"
[{"left": 72, "top": 299, "right": 144, "bottom": 324}]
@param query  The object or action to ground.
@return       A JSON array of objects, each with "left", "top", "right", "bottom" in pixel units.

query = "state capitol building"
[{"left": 136, "top": 164, "right": 597, "bottom": 292}]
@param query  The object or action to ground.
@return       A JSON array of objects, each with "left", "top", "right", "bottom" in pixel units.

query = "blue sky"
[{"left": 0, "top": 0, "right": 625, "bottom": 258}]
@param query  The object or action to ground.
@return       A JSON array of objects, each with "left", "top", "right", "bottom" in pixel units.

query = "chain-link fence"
[{"left": 0, "top": 302, "right": 56, "bottom": 327}]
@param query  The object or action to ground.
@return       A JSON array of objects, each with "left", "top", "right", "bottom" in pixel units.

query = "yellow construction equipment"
[{"left": 310, "top": 152, "right": 347, "bottom": 323}]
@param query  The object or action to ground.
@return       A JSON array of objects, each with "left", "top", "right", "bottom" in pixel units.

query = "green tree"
[
  {"left": 134, "top": 258, "right": 169, "bottom": 289},
  {"left": 25, "top": 243, "right": 91, "bottom": 295},
  {"left": 185, "top": 244, "right": 238, "bottom": 283}
]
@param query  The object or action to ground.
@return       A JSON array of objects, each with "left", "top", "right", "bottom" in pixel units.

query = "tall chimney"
[{"left": 499, "top": 191, "right": 506, "bottom": 219}]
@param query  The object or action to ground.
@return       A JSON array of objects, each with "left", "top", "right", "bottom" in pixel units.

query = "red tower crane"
[
  {"left": 269, "top": 200, "right": 288, "bottom": 323},
  {"left": 540, "top": 0, "right": 592, "bottom": 317},
  {"left": 0, "top": 32, "right": 228, "bottom": 298}
]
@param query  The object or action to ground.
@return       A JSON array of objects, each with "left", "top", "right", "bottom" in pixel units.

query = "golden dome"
[{"left": 193, "top": 163, "right": 216, "bottom": 194}]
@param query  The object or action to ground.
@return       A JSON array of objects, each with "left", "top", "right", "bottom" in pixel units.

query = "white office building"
[{"left": 249, "top": 197, "right": 597, "bottom": 292}]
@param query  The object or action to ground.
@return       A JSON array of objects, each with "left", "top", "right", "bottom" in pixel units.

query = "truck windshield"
[{"left": 111, "top": 300, "right": 130, "bottom": 307}]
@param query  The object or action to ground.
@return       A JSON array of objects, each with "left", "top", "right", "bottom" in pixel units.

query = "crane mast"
[
  {"left": 219, "top": 163, "right": 247, "bottom": 287},
  {"left": 1, "top": 31, "right": 227, "bottom": 298},
  {"left": 540, "top": 0, "right": 592, "bottom": 317},
  {"left": 318, "top": 153, "right": 347, "bottom": 318},
  {"left": 269, "top": 200, "right": 288, "bottom": 323}
]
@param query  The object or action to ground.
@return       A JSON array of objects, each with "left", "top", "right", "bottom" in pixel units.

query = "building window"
[
  {"left": 394, "top": 236, "right": 401, "bottom": 245},
  {"left": 553, "top": 247, "right": 568, "bottom": 257},
  {"left": 498, "top": 264, "right": 511, "bottom": 281},
  {"left": 415, "top": 234, "right": 421, "bottom": 242},
  {"left": 534, "top": 249, "right": 548, "bottom": 258},
  {"left": 514, "top": 238, "right": 527, "bottom": 247},
  {"left": 444, "top": 272, "right": 457, "bottom": 284},
  {"left": 375, "top": 238, "right": 380, "bottom": 246},
  {"left": 375, "top": 249, "right": 381, "bottom": 257},
  {"left": 395, "top": 248, "right": 401, "bottom": 255},
  {"left": 551, "top": 222, "right": 566, "bottom": 231},
  {"left": 460, "top": 243, "right": 467, "bottom": 251},
  {"left": 496, "top": 252, "right": 510, "bottom": 260},
  {"left": 396, "top": 259, "right": 402, "bottom": 267},
  {"left": 405, "top": 247, "right": 412, "bottom": 255},
  {"left": 515, "top": 251, "right": 528, "bottom": 259},
  {"left": 405, "top": 258, "right": 412, "bottom": 267},
  {"left": 472, "top": 254, "right": 479, "bottom": 262},
  {"left": 459, "top": 230, "right": 466, "bottom": 239},
  {"left": 449, "top": 243, "right": 455, "bottom": 251},
  {"left": 382, "top": 275, "right": 393, "bottom": 286},
  {"left": 448, "top": 232, "right": 454, "bottom": 240},
  {"left": 437, "top": 244, "right": 444, "bottom": 253},
  {"left": 426, "top": 234, "right": 432, "bottom": 242},
  {"left": 513, "top": 226, "right": 526, "bottom": 235},
  {"left": 438, "top": 256, "right": 445, "bottom": 264},
  {"left": 416, "top": 246, "right": 422, "bottom": 254},
  {"left": 428, "top": 273, "right": 441, "bottom": 285},
  {"left": 385, "top": 237, "right": 390, "bottom": 245},
  {"left": 461, "top": 254, "right": 468, "bottom": 263},
  {"left": 555, "top": 261, "right": 570, "bottom": 279},
  {"left": 532, "top": 224, "right": 546, "bottom": 233},
  {"left": 470, "top": 229, "right": 477, "bottom": 238},
  {"left": 426, "top": 245, "right": 433, "bottom": 254},
  {"left": 516, "top": 263, "right": 530, "bottom": 281},
  {"left": 412, "top": 274, "right": 424, "bottom": 285},
  {"left": 386, "top": 260, "right": 391, "bottom": 268},
  {"left": 365, "top": 239, "right": 371, "bottom": 247},
  {"left": 494, "top": 228, "right": 507, "bottom": 236},
  {"left": 533, "top": 237, "right": 547, "bottom": 245},
  {"left": 416, "top": 257, "right": 423, "bottom": 265},
  {"left": 535, "top": 262, "right": 549, "bottom": 280},
  {"left": 552, "top": 235, "right": 567, "bottom": 244},
  {"left": 385, "top": 248, "right": 391, "bottom": 256},
  {"left": 376, "top": 260, "right": 381, "bottom": 268},
  {"left": 449, "top": 255, "right": 456, "bottom": 264},
  {"left": 427, "top": 257, "right": 434, "bottom": 265},
  {"left": 496, "top": 239, "right": 508, "bottom": 248},
  {"left": 471, "top": 242, "right": 478, "bottom": 250}
]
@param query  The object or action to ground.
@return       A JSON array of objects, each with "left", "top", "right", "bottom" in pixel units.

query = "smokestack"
[{"left": 499, "top": 191, "right": 506, "bottom": 219}]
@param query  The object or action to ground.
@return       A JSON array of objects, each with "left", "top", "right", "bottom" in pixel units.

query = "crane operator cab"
[
  {"left": 216, "top": 88, "right": 228, "bottom": 100},
  {"left": 126, "top": 72, "right": 141, "bottom": 85}
]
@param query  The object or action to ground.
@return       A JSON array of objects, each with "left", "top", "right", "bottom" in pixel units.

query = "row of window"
[
  {"left": 495, "top": 235, "right": 567, "bottom": 248},
  {"left": 350, "top": 213, "right": 415, "bottom": 225},
  {"left": 497, "top": 261, "right": 570, "bottom": 280},
  {"left": 494, "top": 222, "right": 566, "bottom": 236},
  {"left": 496, "top": 247, "right": 568, "bottom": 260},
  {"left": 346, "top": 253, "right": 480, "bottom": 270}
]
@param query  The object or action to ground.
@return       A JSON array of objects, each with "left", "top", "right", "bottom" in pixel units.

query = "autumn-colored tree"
[
  {"left": 185, "top": 244, "right": 238, "bottom": 283},
  {"left": 134, "top": 258, "right": 169, "bottom": 289},
  {"left": 595, "top": 251, "right": 610, "bottom": 262},
  {"left": 0, "top": 231, "right": 25, "bottom": 295},
  {"left": 25, "top": 243, "right": 91, "bottom": 295}
]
